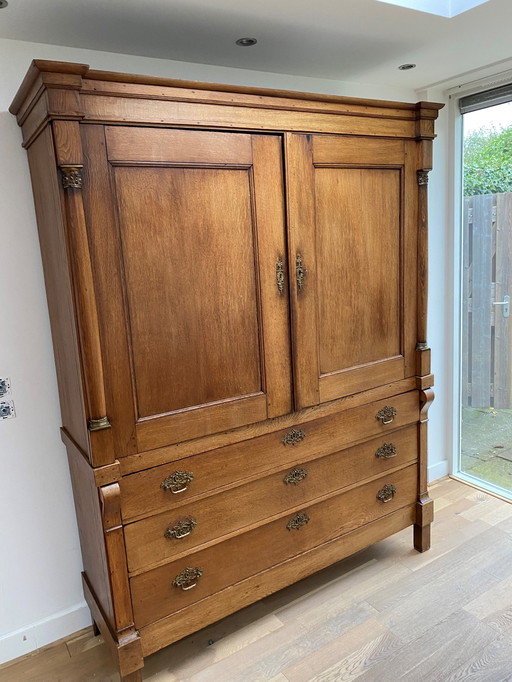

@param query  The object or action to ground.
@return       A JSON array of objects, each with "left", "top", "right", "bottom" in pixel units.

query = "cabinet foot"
[
  {"left": 414, "top": 522, "right": 431, "bottom": 552},
  {"left": 120, "top": 671, "right": 143, "bottom": 682}
]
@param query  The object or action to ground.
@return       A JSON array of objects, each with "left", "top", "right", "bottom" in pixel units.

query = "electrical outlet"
[
  {"left": 0, "top": 400, "right": 15, "bottom": 419},
  {"left": 0, "top": 377, "right": 11, "bottom": 398}
]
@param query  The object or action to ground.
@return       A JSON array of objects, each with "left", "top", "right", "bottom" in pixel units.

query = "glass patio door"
[{"left": 459, "top": 89, "right": 512, "bottom": 497}]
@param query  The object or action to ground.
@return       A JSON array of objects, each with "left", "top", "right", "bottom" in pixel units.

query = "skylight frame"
[{"left": 374, "top": 0, "right": 490, "bottom": 18}]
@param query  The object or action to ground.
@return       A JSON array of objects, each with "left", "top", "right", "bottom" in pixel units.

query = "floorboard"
[{"left": 1, "top": 477, "right": 511, "bottom": 682}]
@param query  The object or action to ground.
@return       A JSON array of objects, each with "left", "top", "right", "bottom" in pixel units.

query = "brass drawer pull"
[
  {"left": 282, "top": 428, "right": 306, "bottom": 446},
  {"left": 376, "top": 406, "right": 397, "bottom": 425},
  {"left": 160, "top": 470, "right": 194, "bottom": 494},
  {"left": 377, "top": 484, "right": 397, "bottom": 503},
  {"left": 284, "top": 467, "right": 308, "bottom": 485},
  {"left": 172, "top": 567, "right": 203, "bottom": 591},
  {"left": 375, "top": 443, "right": 397, "bottom": 459},
  {"left": 287, "top": 512, "right": 310, "bottom": 530},
  {"left": 165, "top": 517, "right": 197, "bottom": 540}
]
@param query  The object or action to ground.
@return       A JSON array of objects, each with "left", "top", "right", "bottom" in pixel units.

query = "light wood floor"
[{"left": 2, "top": 477, "right": 512, "bottom": 682}]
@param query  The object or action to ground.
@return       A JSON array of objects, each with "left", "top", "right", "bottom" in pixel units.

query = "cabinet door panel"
[
  {"left": 115, "top": 166, "right": 261, "bottom": 417},
  {"left": 286, "top": 134, "right": 416, "bottom": 409},
  {"left": 83, "top": 127, "right": 291, "bottom": 453}
]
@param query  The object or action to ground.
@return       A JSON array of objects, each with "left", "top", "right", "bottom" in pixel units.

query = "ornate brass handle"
[
  {"left": 296, "top": 253, "right": 306, "bottom": 293},
  {"left": 282, "top": 428, "right": 306, "bottom": 446},
  {"left": 287, "top": 512, "right": 310, "bottom": 530},
  {"left": 164, "top": 517, "right": 197, "bottom": 540},
  {"left": 160, "top": 470, "right": 194, "bottom": 494},
  {"left": 276, "top": 257, "right": 285, "bottom": 295},
  {"left": 375, "top": 443, "right": 397, "bottom": 459},
  {"left": 283, "top": 467, "right": 308, "bottom": 485},
  {"left": 377, "top": 484, "right": 397, "bottom": 503},
  {"left": 376, "top": 406, "right": 397, "bottom": 425},
  {"left": 172, "top": 567, "right": 203, "bottom": 591}
]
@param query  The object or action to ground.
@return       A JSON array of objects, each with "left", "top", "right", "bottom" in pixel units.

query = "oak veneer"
[{"left": 10, "top": 60, "right": 442, "bottom": 681}]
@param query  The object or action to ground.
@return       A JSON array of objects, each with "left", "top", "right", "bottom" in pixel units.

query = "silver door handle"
[{"left": 493, "top": 295, "right": 510, "bottom": 317}]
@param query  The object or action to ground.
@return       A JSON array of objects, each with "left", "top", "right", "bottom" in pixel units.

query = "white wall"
[{"left": 0, "top": 36, "right": 441, "bottom": 664}]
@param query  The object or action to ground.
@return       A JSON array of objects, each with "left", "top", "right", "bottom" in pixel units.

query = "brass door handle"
[
  {"left": 276, "top": 257, "right": 285, "bottom": 295},
  {"left": 377, "top": 484, "right": 397, "bottom": 503},
  {"left": 283, "top": 468, "right": 308, "bottom": 485},
  {"left": 282, "top": 428, "right": 306, "bottom": 445},
  {"left": 296, "top": 253, "right": 307, "bottom": 293},
  {"left": 376, "top": 406, "right": 397, "bottom": 425},
  {"left": 375, "top": 443, "right": 397, "bottom": 459},
  {"left": 160, "top": 470, "right": 194, "bottom": 494},
  {"left": 165, "top": 517, "right": 197, "bottom": 540},
  {"left": 172, "top": 567, "right": 203, "bottom": 591}
]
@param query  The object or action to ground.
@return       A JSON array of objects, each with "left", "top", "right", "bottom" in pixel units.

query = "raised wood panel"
[
  {"left": 316, "top": 167, "right": 401, "bottom": 372},
  {"left": 135, "top": 393, "right": 268, "bottom": 452},
  {"left": 319, "top": 357, "right": 405, "bottom": 403},
  {"left": 312, "top": 136, "right": 405, "bottom": 165},
  {"left": 105, "top": 126, "right": 253, "bottom": 164},
  {"left": 114, "top": 165, "right": 262, "bottom": 417}
]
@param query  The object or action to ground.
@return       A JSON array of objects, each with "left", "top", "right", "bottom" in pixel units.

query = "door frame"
[{"left": 448, "top": 73, "right": 512, "bottom": 501}]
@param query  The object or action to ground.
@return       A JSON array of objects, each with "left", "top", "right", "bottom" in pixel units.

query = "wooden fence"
[{"left": 462, "top": 192, "right": 512, "bottom": 408}]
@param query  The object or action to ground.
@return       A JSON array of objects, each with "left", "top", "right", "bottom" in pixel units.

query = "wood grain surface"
[{"left": 2, "top": 478, "right": 511, "bottom": 682}]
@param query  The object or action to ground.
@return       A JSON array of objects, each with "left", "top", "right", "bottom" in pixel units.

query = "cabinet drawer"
[
  {"left": 121, "top": 391, "right": 419, "bottom": 521},
  {"left": 125, "top": 425, "right": 418, "bottom": 572},
  {"left": 131, "top": 464, "right": 417, "bottom": 627}
]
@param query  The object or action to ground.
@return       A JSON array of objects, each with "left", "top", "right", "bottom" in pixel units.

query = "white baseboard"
[
  {"left": 0, "top": 602, "right": 91, "bottom": 665},
  {"left": 428, "top": 459, "right": 450, "bottom": 484}
]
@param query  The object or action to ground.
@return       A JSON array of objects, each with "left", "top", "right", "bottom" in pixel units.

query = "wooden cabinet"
[{"left": 10, "top": 60, "right": 442, "bottom": 681}]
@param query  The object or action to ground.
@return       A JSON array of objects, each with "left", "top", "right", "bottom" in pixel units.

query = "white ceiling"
[{"left": 0, "top": 0, "right": 510, "bottom": 90}]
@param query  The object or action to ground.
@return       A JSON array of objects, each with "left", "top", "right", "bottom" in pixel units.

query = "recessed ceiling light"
[
  {"left": 236, "top": 37, "right": 258, "bottom": 47},
  {"left": 0, "top": 1, "right": 8, "bottom": 8},
  {"left": 398, "top": 63, "right": 417, "bottom": 70}
]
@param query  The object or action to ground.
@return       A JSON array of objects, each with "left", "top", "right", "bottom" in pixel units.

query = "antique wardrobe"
[{"left": 10, "top": 60, "right": 442, "bottom": 681}]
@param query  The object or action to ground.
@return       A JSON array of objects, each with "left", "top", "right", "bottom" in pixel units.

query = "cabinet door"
[
  {"left": 286, "top": 134, "right": 418, "bottom": 409},
  {"left": 82, "top": 127, "right": 291, "bottom": 453}
]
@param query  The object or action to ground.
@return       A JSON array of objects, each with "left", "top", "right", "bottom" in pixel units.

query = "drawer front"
[
  {"left": 121, "top": 391, "right": 419, "bottom": 521},
  {"left": 125, "top": 425, "right": 418, "bottom": 572},
  {"left": 131, "top": 464, "right": 417, "bottom": 627}
]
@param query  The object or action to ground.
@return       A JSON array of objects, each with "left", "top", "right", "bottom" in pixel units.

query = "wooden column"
[{"left": 53, "top": 119, "right": 115, "bottom": 466}]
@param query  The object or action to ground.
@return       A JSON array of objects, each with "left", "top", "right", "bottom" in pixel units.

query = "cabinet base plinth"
[{"left": 82, "top": 573, "right": 144, "bottom": 681}]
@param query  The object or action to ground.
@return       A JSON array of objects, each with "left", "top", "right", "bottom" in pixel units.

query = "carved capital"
[{"left": 60, "top": 164, "right": 83, "bottom": 189}]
